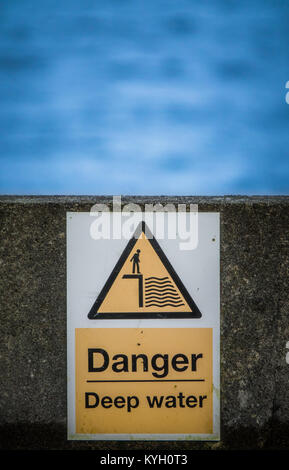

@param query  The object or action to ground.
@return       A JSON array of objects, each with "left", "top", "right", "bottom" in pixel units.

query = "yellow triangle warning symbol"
[{"left": 88, "top": 222, "right": 202, "bottom": 319}]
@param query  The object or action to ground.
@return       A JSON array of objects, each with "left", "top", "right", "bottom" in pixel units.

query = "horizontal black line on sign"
[
  {"left": 86, "top": 379, "right": 205, "bottom": 383},
  {"left": 145, "top": 296, "right": 181, "bottom": 300},
  {"left": 145, "top": 299, "right": 183, "bottom": 303},
  {"left": 145, "top": 282, "right": 174, "bottom": 287},
  {"left": 145, "top": 288, "right": 177, "bottom": 293},
  {"left": 145, "top": 303, "right": 185, "bottom": 307},
  {"left": 89, "top": 312, "right": 199, "bottom": 319},
  {"left": 145, "top": 276, "right": 169, "bottom": 281},
  {"left": 145, "top": 292, "right": 180, "bottom": 296}
]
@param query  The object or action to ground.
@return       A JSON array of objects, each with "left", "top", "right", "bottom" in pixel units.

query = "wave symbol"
[{"left": 144, "top": 276, "right": 183, "bottom": 308}]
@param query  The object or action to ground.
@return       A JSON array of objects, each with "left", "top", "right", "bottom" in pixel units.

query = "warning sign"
[
  {"left": 67, "top": 211, "right": 220, "bottom": 441},
  {"left": 75, "top": 328, "right": 212, "bottom": 434},
  {"left": 88, "top": 222, "right": 201, "bottom": 319}
]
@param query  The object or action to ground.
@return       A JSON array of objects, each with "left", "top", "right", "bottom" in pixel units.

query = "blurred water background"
[{"left": 0, "top": 0, "right": 288, "bottom": 195}]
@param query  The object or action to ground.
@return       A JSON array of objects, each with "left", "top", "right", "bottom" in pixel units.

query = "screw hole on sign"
[{"left": 286, "top": 341, "right": 289, "bottom": 364}]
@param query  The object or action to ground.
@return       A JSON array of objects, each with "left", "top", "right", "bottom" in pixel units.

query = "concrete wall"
[{"left": 0, "top": 196, "right": 288, "bottom": 450}]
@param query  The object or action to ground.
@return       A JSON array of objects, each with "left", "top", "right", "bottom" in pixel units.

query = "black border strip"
[{"left": 88, "top": 221, "right": 202, "bottom": 319}]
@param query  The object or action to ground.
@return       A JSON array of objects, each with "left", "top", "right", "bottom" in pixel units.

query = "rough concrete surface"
[{"left": 0, "top": 196, "right": 288, "bottom": 450}]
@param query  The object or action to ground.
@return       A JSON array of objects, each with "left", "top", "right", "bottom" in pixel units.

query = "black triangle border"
[{"left": 88, "top": 221, "right": 202, "bottom": 319}]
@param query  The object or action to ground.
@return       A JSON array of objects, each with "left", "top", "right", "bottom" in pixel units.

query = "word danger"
[
  {"left": 85, "top": 392, "right": 207, "bottom": 412},
  {"left": 88, "top": 348, "right": 203, "bottom": 378}
]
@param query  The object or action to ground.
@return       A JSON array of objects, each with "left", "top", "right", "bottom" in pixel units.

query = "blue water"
[{"left": 0, "top": 0, "right": 289, "bottom": 195}]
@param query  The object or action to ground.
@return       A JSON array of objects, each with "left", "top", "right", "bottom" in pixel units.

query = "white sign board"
[{"left": 67, "top": 211, "right": 220, "bottom": 440}]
